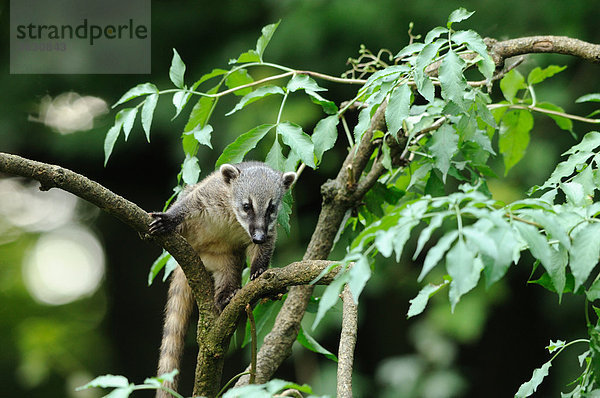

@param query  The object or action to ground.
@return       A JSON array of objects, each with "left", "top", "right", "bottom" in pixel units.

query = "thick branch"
[
  {"left": 209, "top": 260, "right": 339, "bottom": 351},
  {"left": 488, "top": 35, "right": 600, "bottom": 66},
  {"left": 0, "top": 152, "right": 213, "bottom": 305},
  {"left": 337, "top": 285, "right": 358, "bottom": 398}
]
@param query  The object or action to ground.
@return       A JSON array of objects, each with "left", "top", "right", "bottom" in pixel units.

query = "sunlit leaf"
[
  {"left": 226, "top": 85, "right": 284, "bottom": 116},
  {"left": 287, "top": 74, "right": 327, "bottom": 93},
  {"left": 141, "top": 94, "right": 158, "bottom": 142},
  {"left": 255, "top": 20, "right": 281, "bottom": 59},
  {"left": 312, "top": 115, "right": 339, "bottom": 163},
  {"left": 216, "top": 124, "right": 275, "bottom": 166},
  {"left": 515, "top": 361, "right": 551, "bottom": 398},
  {"left": 113, "top": 82, "right": 158, "bottom": 108},
  {"left": 429, "top": 124, "right": 459, "bottom": 181},
  {"left": 386, "top": 84, "right": 412, "bottom": 135},
  {"left": 169, "top": 49, "right": 186, "bottom": 88},
  {"left": 527, "top": 65, "right": 566, "bottom": 85},
  {"left": 570, "top": 223, "right": 600, "bottom": 291},
  {"left": 225, "top": 69, "right": 254, "bottom": 96},
  {"left": 499, "top": 70, "right": 526, "bottom": 103},
  {"left": 278, "top": 122, "right": 315, "bottom": 168},
  {"left": 407, "top": 280, "right": 449, "bottom": 318},
  {"left": 447, "top": 238, "right": 482, "bottom": 310},
  {"left": 447, "top": 8, "right": 475, "bottom": 28}
]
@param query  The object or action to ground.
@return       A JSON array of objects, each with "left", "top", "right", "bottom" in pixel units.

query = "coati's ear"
[
  {"left": 282, "top": 172, "right": 297, "bottom": 190},
  {"left": 220, "top": 164, "right": 240, "bottom": 184}
]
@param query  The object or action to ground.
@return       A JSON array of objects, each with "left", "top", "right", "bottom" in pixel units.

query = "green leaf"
[
  {"left": 413, "top": 213, "right": 445, "bottom": 260},
  {"left": 277, "top": 122, "right": 315, "bottom": 168},
  {"left": 482, "top": 222, "right": 520, "bottom": 287},
  {"left": 536, "top": 102, "right": 573, "bottom": 132},
  {"left": 231, "top": 50, "right": 261, "bottom": 64},
  {"left": 576, "top": 93, "right": 600, "bottom": 103},
  {"left": 353, "top": 105, "right": 374, "bottom": 144},
  {"left": 171, "top": 90, "right": 192, "bottom": 120},
  {"left": 415, "top": 40, "right": 445, "bottom": 102},
  {"left": 297, "top": 327, "right": 337, "bottom": 361},
  {"left": 569, "top": 223, "right": 600, "bottom": 291},
  {"left": 546, "top": 339, "right": 566, "bottom": 354},
  {"left": 447, "top": 8, "right": 475, "bottom": 28},
  {"left": 312, "top": 115, "right": 339, "bottom": 163},
  {"left": 407, "top": 280, "right": 449, "bottom": 318},
  {"left": 587, "top": 278, "right": 600, "bottom": 302},
  {"left": 255, "top": 20, "right": 281, "bottom": 59},
  {"left": 439, "top": 49, "right": 468, "bottom": 109},
  {"left": 169, "top": 49, "right": 186, "bottom": 88},
  {"left": 113, "top": 83, "right": 158, "bottom": 108},
  {"left": 515, "top": 361, "right": 551, "bottom": 398},
  {"left": 312, "top": 273, "right": 348, "bottom": 330},
  {"left": 148, "top": 251, "right": 170, "bottom": 286},
  {"left": 499, "top": 109, "right": 534, "bottom": 175},
  {"left": 265, "top": 137, "right": 285, "bottom": 171},
  {"left": 347, "top": 256, "right": 371, "bottom": 304},
  {"left": 447, "top": 238, "right": 482, "bottom": 310},
  {"left": 395, "top": 42, "right": 425, "bottom": 59},
  {"left": 104, "top": 118, "right": 124, "bottom": 166},
  {"left": 141, "top": 94, "right": 158, "bottom": 142},
  {"left": 192, "top": 68, "right": 228, "bottom": 87},
  {"left": 287, "top": 74, "right": 327, "bottom": 93},
  {"left": 385, "top": 84, "right": 412, "bottom": 135},
  {"left": 76, "top": 374, "right": 130, "bottom": 390},
  {"left": 450, "top": 30, "right": 494, "bottom": 79},
  {"left": 515, "top": 222, "right": 567, "bottom": 299},
  {"left": 182, "top": 155, "right": 200, "bottom": 185},
  {"left": 225, "top": 69, "right": 254, "bottom": 96},
  {"left": 277, "top": 190, "right": 293, "bottom": 235},
  {"left": 185, "top": 124, "right": 213, "bottom": 149},
  {"left": 184, "top": 85, "right": 219, "bottom": 134},
  {"left": 216, "top": 124, "right": 275, "bottom": 167},
  {"left": 306, "top": 90, "right": 338, "bottom": 114},
  {"left": 527, "top": 65, "right": 567, "bottom": 85},
  {"left": 425, "top": 27, "right": 449, "bottom": 44},
  {"left": 419, "top": 230, "right": 459, "bottom": 281},
  {"left": 499, "top": 70, "right": 526, "bottom": 102},
  {"left": 429, "top": 124, "right": 459, "bottom": 181},
  {"left": 226, "top": 85, "right": 284, "bottom": 116},
  {"left": 118, "top": 108, "right": 137, "bottom": 141}
]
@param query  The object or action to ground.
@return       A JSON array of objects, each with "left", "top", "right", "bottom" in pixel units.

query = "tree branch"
[
  {"left": 0, "top": 152, "right": 214, "bottom": 305},
  {"left": 487, "top": 35, "right": 600, "bottom": 66},
  {"left": 337, "top": 285, "right": 358, "bottom": 398}
]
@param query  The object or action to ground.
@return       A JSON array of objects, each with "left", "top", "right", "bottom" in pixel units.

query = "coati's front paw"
[
  {"left": 149, "top": 212, "right": 176, "bottom": 234},
  {"left": 250, "top": 266, "right": 267, "bottom": 281},
  {"left": 215, "top": 288, "right": 239, "bottom": 312}
]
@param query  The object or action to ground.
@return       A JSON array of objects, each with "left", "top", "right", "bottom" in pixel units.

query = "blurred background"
[{"left": 1, "top": 1, "right": 600, "bottom": 397}]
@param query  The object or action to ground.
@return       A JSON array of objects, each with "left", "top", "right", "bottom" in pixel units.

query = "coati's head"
[{"left": 220, "top": 162, "right": 296, "bottom": 244}]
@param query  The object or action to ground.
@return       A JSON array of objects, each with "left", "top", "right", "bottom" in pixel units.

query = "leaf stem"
[{"left": 488, "top": 103, "right": 600, "bottom": 124}]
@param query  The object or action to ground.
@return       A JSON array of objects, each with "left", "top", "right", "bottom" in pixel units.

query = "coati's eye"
[{"left": 242, "top": 202, "right": 252, "bottom": 212}]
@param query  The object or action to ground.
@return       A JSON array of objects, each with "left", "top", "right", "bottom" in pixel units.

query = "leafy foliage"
[{"left": 101, "top": 8, "right": 600, "bottom": 397}]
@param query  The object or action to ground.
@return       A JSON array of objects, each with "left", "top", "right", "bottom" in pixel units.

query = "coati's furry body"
[{"left": 149, "top": 161, "right": 296, "bottom": 396}]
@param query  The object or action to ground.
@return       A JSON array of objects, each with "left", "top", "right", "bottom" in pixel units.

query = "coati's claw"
[
  {"left": 216, "top": 288, "right": 239, "bottom": 312},
  {"left": 250, "top": 267, "right": 267, "bottom": 281},
  {"left": 149, "top": 212, "right": 175, "bottom": 234}
]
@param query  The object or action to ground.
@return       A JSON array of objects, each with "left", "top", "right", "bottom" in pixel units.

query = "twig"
[
  {"left": 246, "top": 304, "right": 257, "bottom": 385},
  {"left": 337, "top": 285, "right": 358, "bottom": 398}
]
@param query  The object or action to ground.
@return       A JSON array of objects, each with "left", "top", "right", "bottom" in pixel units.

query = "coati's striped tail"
[{"left": 156, "top": 266, "right": 194, "bottom": 398}]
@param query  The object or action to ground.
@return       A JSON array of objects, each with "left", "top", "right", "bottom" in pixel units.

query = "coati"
[{"left": 149, "top": 161, "right": 296, "bottom": 396}]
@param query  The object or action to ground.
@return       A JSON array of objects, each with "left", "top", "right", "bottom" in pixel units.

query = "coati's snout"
[{"left": 251, "top": 229, "right": 267, "bottom": 244}]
